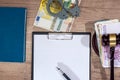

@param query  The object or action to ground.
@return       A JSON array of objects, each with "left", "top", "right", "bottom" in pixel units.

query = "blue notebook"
[{"left": 0, "top": 7, "right": 27, "bottom": 62}]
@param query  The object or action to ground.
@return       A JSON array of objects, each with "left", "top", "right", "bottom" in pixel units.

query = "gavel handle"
[{"left": 110, "top": 47, "right": 115, "bottom": 80}]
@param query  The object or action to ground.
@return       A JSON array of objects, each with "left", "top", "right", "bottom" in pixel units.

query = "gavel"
[{"left": 102, "top": 34, "right": 120, "bottom": 80}]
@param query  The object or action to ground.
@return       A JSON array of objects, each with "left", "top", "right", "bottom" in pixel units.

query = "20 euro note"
[{"left": 34, "top": 0, "right": 81, "bottom": 32}]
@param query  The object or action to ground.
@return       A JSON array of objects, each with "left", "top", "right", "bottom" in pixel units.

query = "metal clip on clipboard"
[{"left": 48, "top": 33, "right": 73, "bottom": 40}]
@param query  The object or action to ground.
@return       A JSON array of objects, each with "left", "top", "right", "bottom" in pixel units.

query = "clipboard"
[{"left": 32, "top": 32, "right": 91, "bottom": 80}]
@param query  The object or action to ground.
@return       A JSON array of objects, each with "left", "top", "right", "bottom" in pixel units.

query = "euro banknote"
[
  {"left": 94, "top": 19, "right": 120, "bottom": 67},
  {"left": 34, "top": 0, "right": 81, "bottom": 32}
]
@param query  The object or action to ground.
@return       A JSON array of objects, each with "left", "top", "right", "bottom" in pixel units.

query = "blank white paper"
[{"left": 33, "top": 34, "right": 90, "bottom": 80}]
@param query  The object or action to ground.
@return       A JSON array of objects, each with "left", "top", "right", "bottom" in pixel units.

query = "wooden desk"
[{"left": 0, "top": 0, "right": 120, "bottom": 80}]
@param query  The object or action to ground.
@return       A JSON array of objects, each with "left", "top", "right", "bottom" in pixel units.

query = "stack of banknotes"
[
  {"left": 34, "top": 0, "right": 81, "bottom": 32},
  {"left": 94, "top": 19, "right": 120, "bottom": 68}
]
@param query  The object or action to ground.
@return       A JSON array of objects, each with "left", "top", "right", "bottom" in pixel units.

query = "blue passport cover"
[{"left": 0, "top": 7, "right": 26, "bottom": 62}]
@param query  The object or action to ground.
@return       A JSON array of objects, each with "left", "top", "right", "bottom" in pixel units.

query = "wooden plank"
[{"left": 81, "top": 0, "right": 120, "bottom": 9}]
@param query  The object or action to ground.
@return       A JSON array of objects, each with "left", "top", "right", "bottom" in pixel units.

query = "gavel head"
[
  {"left": 102, "top": 34, "right": 109, "bottom": 46},
  {"left": 102, "top": 34, "right": 120, "bottom": 47}
]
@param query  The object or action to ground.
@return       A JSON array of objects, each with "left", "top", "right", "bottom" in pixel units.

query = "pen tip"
[{"left": 56, "top": 67, "right": 60, "bottom": 70}]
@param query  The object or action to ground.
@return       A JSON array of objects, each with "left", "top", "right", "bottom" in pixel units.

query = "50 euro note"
[{"left": 34, "top": 0, "right": 81, "bottom": 32}]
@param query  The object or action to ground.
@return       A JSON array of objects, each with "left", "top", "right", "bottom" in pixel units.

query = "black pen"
[{"left": 56, "top": 67, "right": 71, "bottom": 80}]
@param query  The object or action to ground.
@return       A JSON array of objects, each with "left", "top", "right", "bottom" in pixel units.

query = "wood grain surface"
[{"left": 0, "top": 0, "right": 120, "bottom": 80}]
